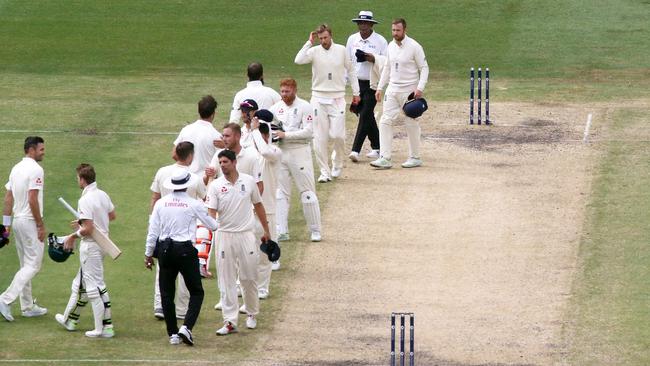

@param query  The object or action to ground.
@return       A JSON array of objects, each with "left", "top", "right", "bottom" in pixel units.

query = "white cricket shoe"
[
  {"left": 55, "top": 313, "right": 77, "bottom": 331},
  {"left": 331, "top": 167, "right": 342, "bottom": 178},
  {"left": 215, "top": 321, "right": 238, "bottom": 336},
  {"left": 311, "top": 231, "right": 322, "bottom": 242},
  {"left": 246, "top": 315, "right": 257, "bottom": 329},
  {"left": 0, "top": 301, "right": 14, "bottom": 322},
  {"left": 85, "top": 327, "right": 114, "bottom": 338},
  {"left": 258, "top": 289, "right": 269, "bottom": 300},
  {"left": 401, "top": 157, "right": 422, "bottom": 168},
  {"left": 214, "top": 301, "right": 222, "bottom": 310},
  {"left": 366, "top": 149, "right": 380, "bottom": 159},
  {"left": 317, "top": 174, "right": 331, "bottom": 183},
  {"left": 348, "top": 152, "right": 359, "bottom": 162},
  {"left": 178, "top": 325, "right": 194, "bottom": 346},
  {"left": 277, "top": 233, "right": 290, "bottom": 242},
  {"left": 169, "top": 334, "right": 181, "bottom": 345},
  {"left": 370, "top": 157, "right": 392, "bottom": 169},
  {"left": 21, "top": 303, "right": 47, "bottom": 317},
  {"left": 239, "top": 304, "right": 247, "bottom": 314},
  {"left": 271, "top": 260, "right": 281, "bottom": 271}
]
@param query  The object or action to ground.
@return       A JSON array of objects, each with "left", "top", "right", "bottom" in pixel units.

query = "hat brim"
[
  {"left": 352, "top": 18, "right": 378, "bottom": 23},
  {"left": 163, "top": 176, "right": 194, "bottom": 191}
]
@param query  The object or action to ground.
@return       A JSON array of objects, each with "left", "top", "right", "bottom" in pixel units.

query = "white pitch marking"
[{"left": 583, "top": 113, "right": 593, "bottom": 143}]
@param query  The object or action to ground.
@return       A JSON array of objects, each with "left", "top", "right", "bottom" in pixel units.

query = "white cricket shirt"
[
  {"left": 295, "top": 41, "right": 360, "bottom": 98},
  {"left": 174, "top": 120, "right": 223, "bottom": 175},
  {"left": 150, "top": 163, "right": 206, "bottom": 200},
  {"left": 5, "top": 157, "right": 44, "bottom": 219},
  {"left": 229, "top": 80, "right": 281, "bottom": 123},
  {"left": 205, "top": 173, "right": 262, "bottom": 233},
  {"left": 269, "top": 97, "right": 314, "bottom": 148},
  {"left": 377, "top": 35, "right": 429, "bottom": 93},
  {"left": 77, "top": 182, "right": 114, "bottom": 238},
  {"left": 145, "top": 191, "right": 218, "bottom": 257},
  {"left": 346, "top": 31, "right": 388, "bottom": 81}
]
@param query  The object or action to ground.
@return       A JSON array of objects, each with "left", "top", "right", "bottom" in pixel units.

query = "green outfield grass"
[
  {"left": 0, "top": 0, "right": 648, "bottom": 364},
  {"left": 565, "top": 108, "right": 650, "bottom": 365}
]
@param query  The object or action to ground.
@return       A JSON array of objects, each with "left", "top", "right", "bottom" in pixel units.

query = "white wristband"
[
  {"left": 75, "top": 229, "right": 83, "bottom": 238},
  {"left": 2, "top": 215, "right": 11, "bottom": 226}
]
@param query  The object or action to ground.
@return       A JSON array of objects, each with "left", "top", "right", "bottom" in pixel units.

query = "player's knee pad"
[{"left": 300, "top": 191, "right": 318, "bottom": 204}]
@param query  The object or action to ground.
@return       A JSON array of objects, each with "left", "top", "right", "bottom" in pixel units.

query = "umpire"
[{"left": 144, "top": 170, "right": 218, "bottom": 346}]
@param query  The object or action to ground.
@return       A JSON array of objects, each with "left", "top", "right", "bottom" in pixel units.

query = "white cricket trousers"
[
  {"left": 311, "top": 97, "right": 346, "bottom": 178},
  {"left": 276, "top": 144, "right": 319, "bottom": 235},
  {"left": 153, "top": 264, "right": 189, "bottom": 316},
  {"left": 379, "top": 90, "right": 421, "bottom": 161},
  {"left": 0, "top": 218, "right": 44, "bottom": 309},
  {"left": 216, "top": 230, "right": 259, "bottom": 326},
  {"left": 257, "top": 213, "right": 276, "bottom": 294}
]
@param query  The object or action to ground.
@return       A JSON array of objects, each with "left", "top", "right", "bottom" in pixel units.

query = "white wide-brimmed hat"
[
  {"left": 352, "top": 10, "right": 378, "bottom": 24},
  {"left": 163, "top": 170, "right": 193, "bottom": 191}
]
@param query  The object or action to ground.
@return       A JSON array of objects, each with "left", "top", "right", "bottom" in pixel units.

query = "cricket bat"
[{"left": 58, "top": 197, "right": 122, "bottom": 260}]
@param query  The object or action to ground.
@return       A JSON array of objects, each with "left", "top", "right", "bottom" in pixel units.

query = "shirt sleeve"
[
  {"left": 192, "top": 200, "right": 218, "bottom": 231},
  {"left": 251, "top": 129, "right": 282, "bottom": 163},
  {"left": 294, "top": 41, "right": 314, "bottom": 65},
  {"left": 77, "top": 197, "right": 92, "bottom": 221},
  {"left": 28, "top": 167, "right": 44, "bottom": 191},
  {"left": 344, "top": 48, "right": 360, "bottom": 96},
  {"left": 250, "top": 177, "right": 262, "bottom": 205},
  {"left": 229, "top": 92, "right": 242, "bottom": 123},
  {"left": 150, "top": 168, "right": 162, "bottom": 193},
  {"left": 377, "top": 48, "right": 391, "bottom": 91},
  {"left": 145, "top": 203, "right": 161, "bottom": 257},
  {"left": 415, "top": 44, "right": 429, "bottom": 92},
  {"left": 205, "top": 181, "right": 218, "bottom": 210}
]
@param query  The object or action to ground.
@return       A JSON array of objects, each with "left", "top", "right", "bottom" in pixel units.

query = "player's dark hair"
[
  {"left": 175, "top": 141, "right": 194, "bottom": 161},
  {"left": 223, "top": 122, "right": 242, "bottom": 136},
  {"left": 259, "top": 123, "right": 270, "bottom": 136},
  {"left": 76, "top": 163, "right": 96, "bottom": 184},
  {"left": 24, "top": 136, "right": 44, "bottom": 153},
  {"left": 247, "top": 62, "right": 263, "bottom": 81},
  {"left": 392, "top": 18, "right": 407, "bottom": 28},
  {"left": 218, "top": 149, "right": 237, "bottom": 162},
  {"left": 198, "top": 95, "right": 218, "bottom": 119}
]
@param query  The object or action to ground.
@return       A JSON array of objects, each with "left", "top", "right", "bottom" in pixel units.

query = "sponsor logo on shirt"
[{"left": 35, "top": 177, "right": 43, "bottom": 185}]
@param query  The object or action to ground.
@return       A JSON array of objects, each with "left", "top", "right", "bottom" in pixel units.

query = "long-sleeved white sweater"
[
  {"left": 377, "top": 35, "right": 429, "bottom": 93},
  {"left": 295, "top": 41, "right": 360, "bottom": 98}
]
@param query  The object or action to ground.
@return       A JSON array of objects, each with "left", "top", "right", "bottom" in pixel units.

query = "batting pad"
[{"left": 300, "top": 190, "right": 321, "bottom": 233}]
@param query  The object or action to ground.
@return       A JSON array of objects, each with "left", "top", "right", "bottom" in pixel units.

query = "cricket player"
[
  {"left": 174, "top": 95, "right": 224, "bottom": 175},
  {"left": 295, "top": 24, "right": 360, "bottom": 182},
  {"left": 55, "top": 164, "right": 116, "bottom": 338},
  {"left": 145, "top": 170, "right": 218, "bottom": 346},
  {"left": 0, "top": 136, "right": 48, "bottom": 322},
  {"left": 238, "top": 99, "right": 260, "bottom": 148},
  {"left": 229, "top": 62, "right": 281, "bottom": 124},
  {"left": 207, "top": 150, "right": 271, "bottom": 335},
  {"left": 269, "top": 78, "right": 322, "bottom": 243},
  {"left": 346, "top": 10, "right": 388, "bottom": 162},
  {"left": 249, "top": 120, "right": 281, "bottom": 298},
  {"left": 149, "top": 141, "right": 206, "bottom": 320},
  {"left": 371, "top": 18, "right": 429, "bottom": 169}
]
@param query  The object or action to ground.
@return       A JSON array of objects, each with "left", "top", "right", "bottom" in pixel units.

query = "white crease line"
[{"left": 583, "top": 113, "right": 593, "bottom": 143}]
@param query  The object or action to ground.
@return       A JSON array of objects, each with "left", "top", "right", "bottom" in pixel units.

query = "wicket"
[
  {"left": 391, "top": 312, "right": 414, "bottom": 366},
  {"left": 469, "top": 66, "right": 491, "bottom": 125}
]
